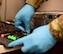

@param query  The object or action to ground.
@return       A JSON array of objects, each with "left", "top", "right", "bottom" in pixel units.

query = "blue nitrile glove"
[
  {"left": 8, "top": 25, "right": 57, "bottom": 54},
  {"left": 15, "top": 4, "right": 35, "bottom": 33}
]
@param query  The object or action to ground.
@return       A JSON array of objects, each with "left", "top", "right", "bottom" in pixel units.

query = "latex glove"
[
  {"left": 15, "top": 4, "right": 35, "bottom": 33},
  {"left": 8, "top": 25, "right": 57, "bottom": 54}
]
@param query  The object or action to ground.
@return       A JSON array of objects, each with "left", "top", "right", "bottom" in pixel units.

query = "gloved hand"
[
  {"left": 15, "top": 4, "right": 35, "bottom": 33},
  {"left": 8, "top": 25, "right": 57, "bottom": 54}
]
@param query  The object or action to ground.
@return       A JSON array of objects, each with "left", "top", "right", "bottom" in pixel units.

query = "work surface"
[{"left": 0, "top": 45, "right": 21, "bottom": 53}]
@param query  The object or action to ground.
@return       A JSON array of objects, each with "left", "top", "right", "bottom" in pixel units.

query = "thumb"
[
  {"left": 25, "top": 23, "right": 30, "bottom": 33},
  {"left": 15, "top": 21, "right": 25, "bottom": 31},
  {"left": 24, "top": 18, "right": 31, "bottom": 33}
]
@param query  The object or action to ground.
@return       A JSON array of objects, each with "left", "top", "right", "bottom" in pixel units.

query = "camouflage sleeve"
[
  {"left": 26, "top": 0, "right": 47, "bottom": 8},
  {"left": 48, "top": 15, "right": 63, "bottom": 41}
]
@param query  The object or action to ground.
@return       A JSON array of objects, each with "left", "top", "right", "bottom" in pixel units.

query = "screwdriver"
[{"left": 1, "top": 33, "right": 11, "bottom": 38}]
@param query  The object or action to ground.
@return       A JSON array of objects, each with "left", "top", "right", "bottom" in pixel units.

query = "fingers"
[
  {"left": 21, "top": 36, "right": 34, "bottom": 53},
  {"left": 8, "top": 38, "right": 24, "bottom": 47},
  {"left": 21, "top": 33, "right": 37, "bottom": 53},
  {"left": 15, "top": 21, "right": 25, "bottom": 31},
  {"left": 8, "top": 34, "right": 32, "bottom": 47}
]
